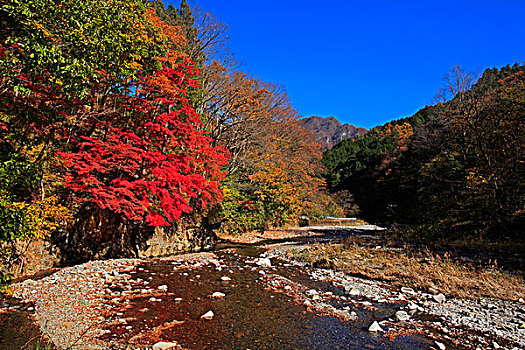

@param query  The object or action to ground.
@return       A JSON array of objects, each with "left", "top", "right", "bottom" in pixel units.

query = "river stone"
[
  {"left": 348, "top": 288, "right": 360, "bottom": 296},
  {"left": 256, "top": 257, "right": 272, "bottom": 267},
  {"left": 407, "top": 301, "right": 418, "bottom": 310},
  {"left": 221, "top": 276, "right": 231, "bottom": 281},
  {"left": 201, "top": 310, "right": 214, "bottom": 320},
  {"left": 395, "top": 310, "right": 410, "bottom": 322},
  {"left": 368, "top": 321, "right": 383, "bottom": 332},
  {"left": 433, "top": 293, "right": 446, "bottom": 303},
  {"left": 152, "top": 341, "right": 179, "bottom": 350},
  {"left": 158, "top": 285, "right": 168, "bottom": 291},
  {"left": 212, "top": 292, "right": 225, "bottom": 298}
]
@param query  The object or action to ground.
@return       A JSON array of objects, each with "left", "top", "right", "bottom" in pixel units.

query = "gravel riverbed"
[{"left": 4, "top": 231, "right": 525, "bottom": 350}]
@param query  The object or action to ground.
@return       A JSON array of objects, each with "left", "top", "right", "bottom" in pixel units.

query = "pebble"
[
  {"left": 158, "top": 285, "right": 168, "bottom": 291},
  {"left": 407, "top": 301, "right": 418, "bottom": 310},
  {"left": 395, "top": 310, "right": 410, "bottom": 322},
  {"left": 348, "top": 287, "right": 360, "bottom": 296},
  {"left": 152, "top": 341, "right": 179, "bottom": 350},
  {"left": 221, "top": 276, "right": 231, "bottom": 281},
  {"left": 201, "top": 310, "right": 214, "bottom": 320},
  {"left": 401, "top": 287, "right": 415, "bottom": 295},
  {"left": 368, "top": 321, "right": 383, "bottom": 332},
  {"left": 435, "top": 341, "right": 446, "bottom": 350},
  {"left": 211, "top": 292, "right": 225, "bottom": 298},
  {"left": 256, "top": 257, "right": 272, "bottom": 267},
  {"left": 433, "top": 293, "right": 446, "bottom": 303}
]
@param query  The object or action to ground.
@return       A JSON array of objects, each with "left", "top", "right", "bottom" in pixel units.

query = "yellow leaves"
[{"left": 14, "top": 196, "right": 72, "bottom": 240}]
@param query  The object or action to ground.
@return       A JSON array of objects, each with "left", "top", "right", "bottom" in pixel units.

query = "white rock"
[
  {"left": 407, "top": 301, "right": 418, "bottom": 310},
  {"left": 395, "top": 310, "right": 410, "bottom": 322},
  {"left": 348, "top": 288, "right": 360, "bottom": 296},
  {"left": 435, "top": 341, "right": 446, "bottom": 350},
  {"left": 492, "top": 341, "right": 501, "bottom": 349},
  {"left": 349, "top": 311, "right": 358, "bottom": 321},
  {"left": 158, "top": 285, "right": 168, "bottom": 291},
  {"left": 221, "top": 276, "right": 231, "bottom": 281},
  {"left": 306, "top": 289, "right": 318, "bottom": 296},
  {"left": 368, "top": 321, "right": 383, "bottom": 332},
  {"left": 211, "top": 292, "right": 225, "bottom": 298},
  {"left": 433, "top": 293, "right": 446, "bottom": 303},
  {"left": 174, "top": 298, "right": 182, "bottom": 302},
  {"left": 201, "top": 310, "right": 214, "bottom": 320},
  {"left": 256, "top": 258, "right": 272, "bottom": 267},
  {"left": 152, "top": 341, "right": 179, "bottom": 350}
]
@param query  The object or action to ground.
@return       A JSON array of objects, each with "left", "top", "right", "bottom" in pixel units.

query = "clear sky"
[{"left": 183, "top": 0, "right": 524, "bottom": 129}]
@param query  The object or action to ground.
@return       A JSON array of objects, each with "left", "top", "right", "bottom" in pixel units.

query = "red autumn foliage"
[{"left": 60, "top": 62, "right": 229, "bottom": 226}]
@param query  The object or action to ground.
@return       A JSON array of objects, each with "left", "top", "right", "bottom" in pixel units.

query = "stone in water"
[
  {"left": 368, "top": 321, "right": 383, "bottom": 332},
  {"left": 201, "top": 310, "right": 214, "bottom": 320}
]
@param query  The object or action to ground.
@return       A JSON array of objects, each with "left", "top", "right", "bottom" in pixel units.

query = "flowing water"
[{"left": 103, "top": 229, "right": 438, "bottom": 349}]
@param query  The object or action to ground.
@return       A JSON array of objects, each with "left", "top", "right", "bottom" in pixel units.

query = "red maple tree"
[{"left": 60, "top": 61, "right": 229, "bottom": 226}]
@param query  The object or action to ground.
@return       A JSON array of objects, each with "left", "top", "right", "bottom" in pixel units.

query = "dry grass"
[{"left": 290, "top": 242, "right": 525, "bottom": 301}]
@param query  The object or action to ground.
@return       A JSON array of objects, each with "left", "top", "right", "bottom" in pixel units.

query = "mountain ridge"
[{"left": 299, "top": 116, "right": 367, "bottom": 150}]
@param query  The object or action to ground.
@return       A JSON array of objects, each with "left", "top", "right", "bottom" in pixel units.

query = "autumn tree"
[{"left": 0, "top": 0, "right": 229, "bottom": 269}]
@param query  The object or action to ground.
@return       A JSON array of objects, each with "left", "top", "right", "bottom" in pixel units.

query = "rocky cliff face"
[{"left": 299, "top": 116, "right": 367, "bottom": 150}]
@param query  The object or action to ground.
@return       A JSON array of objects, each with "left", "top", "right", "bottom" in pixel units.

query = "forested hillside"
[{"left": 323, "top": 64, "right": 524, "bottom": 240}]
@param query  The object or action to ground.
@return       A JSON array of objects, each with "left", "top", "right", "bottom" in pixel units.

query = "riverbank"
[{"left": 2, "top": 225, "right": 524, "bottom": 349}]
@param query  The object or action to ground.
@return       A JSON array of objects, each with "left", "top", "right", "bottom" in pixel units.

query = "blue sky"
[{"left": 183, "top": 0, "right": 524, "bottom": 129}]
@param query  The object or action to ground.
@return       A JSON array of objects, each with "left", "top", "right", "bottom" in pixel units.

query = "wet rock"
[
  {"left": 368, "top": 321, "right": 383, "bottom": 332},
  {"left": 201, "top": 310, "right": 214, "bottom": 320},
  {"left": 152, "top": 341, "right": 180, "bottom": 350},
  {"left": 433, "top": 293, "right": 446, "bottom": 303},
  {"left": 395, "top": 310, "right": 410, "bottom": 322}
]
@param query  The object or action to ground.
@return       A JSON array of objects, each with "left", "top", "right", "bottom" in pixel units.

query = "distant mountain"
[{"left": 299, "top": 116, "right": 367, "bottom": 150}]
